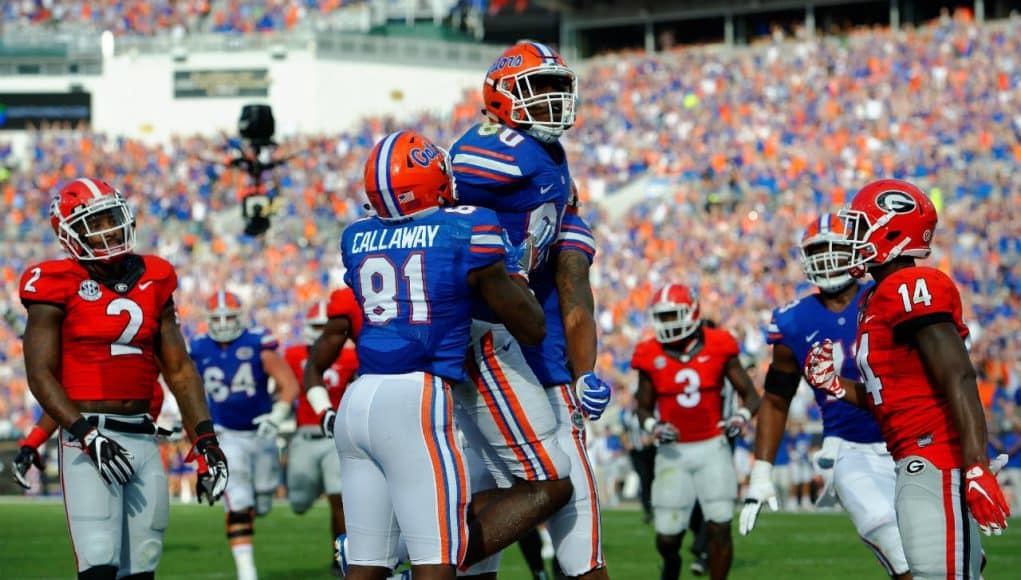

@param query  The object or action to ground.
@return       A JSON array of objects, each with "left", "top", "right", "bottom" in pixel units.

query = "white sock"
[{"left": 232, "top": 543, "right": 258, "bottom": 580}]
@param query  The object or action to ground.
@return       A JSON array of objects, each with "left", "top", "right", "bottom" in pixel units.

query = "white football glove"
[
  {"left": 739, "top": 460, "right": 779, "bottom": 536},
  {"left": 805, "top": 339, "right": 845, "bottom": 398},
  {"left": 253, "top": 401, "right": 292, "bottom": 439},
  {"left": 717, "top": 407, "right": 752, "bottom": 438}
]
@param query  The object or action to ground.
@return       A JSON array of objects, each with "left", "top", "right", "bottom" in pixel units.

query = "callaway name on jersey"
[
  {"left": 190, "top": 328, "right": 279, "bottom": 431},
  {"left": 630, "top": 328, "right": 741, "bottom": 442},
  {"left": 520, "top": 211, "right": 597, "bottom": 386},
  {"left": 19, "top": 255, "right": 177, "bottom": 402},
  {"left": 767, "top": 283, "right": 884, "bottom": 444},
  {"left": 341, "top": 206, "right": 508, "bottom": 382},
  {"left": 451, "top": 122, "right": 572, "bottom": 323},
  {"left": 855, "top": 267, "right": 970, "bottom": 469}
]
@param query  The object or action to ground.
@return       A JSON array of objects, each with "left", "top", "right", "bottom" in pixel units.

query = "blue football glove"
[{"left": 576, "top": 372, "right": 612, "bottom": 421}]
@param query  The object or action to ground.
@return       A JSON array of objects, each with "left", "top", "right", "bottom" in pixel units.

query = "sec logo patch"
[
  {"left": 654, "top": 356, "right": 667, "bottom": 370},
  {"left": 78, "top": 280, "right": 102, "bottom": 301},
  {"left": 905, "top": 459, "right": 925, "bottom": 475}
]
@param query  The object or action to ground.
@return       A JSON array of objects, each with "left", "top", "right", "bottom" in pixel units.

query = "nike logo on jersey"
[
  {"left": 139, "top": 280, "right": 154, "bottom": 290},
  {"left": 539, "top": 184, "right": 555, "bottom": 194},
  {"left": 696, "top": 355, "right": 711, "bottom": 363},
  {"left": 863, "top": 315, "right": 876, "bottom": 324},
  {"left": 805, "top": 331, "right": 820, "bottom": 343}
]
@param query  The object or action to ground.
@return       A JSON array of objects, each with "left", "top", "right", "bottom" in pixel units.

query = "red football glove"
[
  {"left": 964, "top": 463, "right": 1010, "bottom": 536},
  {"left": 804, "top": 339, "right": 845, "bottom": 398}
]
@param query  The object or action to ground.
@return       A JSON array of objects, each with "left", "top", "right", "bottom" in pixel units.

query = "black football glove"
[
  {"left": 186, "top": 421, "right": 228, "bottom": 503},
  {"left": 69, "top": 418, "right": 134, "bottom": 486},
  {"left": 11, "top": 445, "right": 43, "bottom": 489}
]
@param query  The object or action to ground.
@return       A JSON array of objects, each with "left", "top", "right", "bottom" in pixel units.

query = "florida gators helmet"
[
  {"left": 483, "top": 41, "right": 577, "bottom": 143},
  {"left": 363, "top": 130, "right": 456, "bottom": 220},
  {"left": 206, "top": 290, "right": 245, "bottom": 343},
  {"left": 838, "top": 179, "right": 937, "bottom": 278},
  {"left": 650, "top": 284, "right": 700, "bottom": 343},
  {"left": 304, "top": 300, "right": 329, "bottom": 346},
  {"left": 49, "top": 178, "right": 136, "bottom": 262},
  {"left": 800, "top": 214, "right": 855, "bottom": 293}
]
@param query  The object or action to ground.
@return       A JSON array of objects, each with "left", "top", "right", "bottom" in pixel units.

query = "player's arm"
[
  {"left": 804, "top": 339, "right": 868, "bottom": 408},
  {"left": 253, "top": 348, "right": 300, "bottom": 438},
  {"left": 23, "top": 303, "right": 81, "bottom": 430},
  {"left": 156, "top": 298, "right": 228, "bottom": 500},
  {"left": 303, "top": 315, "right": 351, "bottom": 435},
  {"left": 635, "top": 370, "right": 677, "bottom": 443},
  {"left": 10, "top": 413, "right": 59, "bottom": 489},
  {"left": 471, "top": 260, "right": 546, "bottom": 346},
  {"left": 754, "top": 345, "right": 798, "bottom": 463},
  {"left": 725, "top": 355, "right": 761, "bottom": 417}
]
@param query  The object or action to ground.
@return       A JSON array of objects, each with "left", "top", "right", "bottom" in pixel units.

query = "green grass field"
[{"left": 0, "top": 499, "right": 1018, "bottom": 579}]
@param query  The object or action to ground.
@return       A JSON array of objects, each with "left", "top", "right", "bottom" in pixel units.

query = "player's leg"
[
  {"left": 652, "top": 443, "right": 696, "bottom": 580},
  {"left": 286, "top": 430, "right": 324, "bottom": 515},
  {"left": 60, "top": 424, "right": 125, "bottom": 579},
  {"left": 691, "top": 436, "right": 739, "bottom": 580},
  {"left": 459, "top": 443, "right": 504, "bottom": 579},
  {"left": 895, "top": 456, "right": 982, "bottom": 579},
  {"left": 369, "top": 373, "right": 467, "bottom": 580},
  {"left": 119, "top": 431, "right": 170, "bottom": 579},
  {"left": 544, "top": 384, "right": 607, "bottom": 579},
  {"left": 253, "top": 435, "right": 280, "bottom": 517},
  {"left": 218, "top": 429, "right": 258, "bottom": 580},
  {"left": 454, "top": 323, "right": 573, "bottom": 566},
  {"left": 833, "top": 443, "right": 910, "bottom": 578},
  {"left": 688, "top": 501, "right": 708, "bottom": 576},
  {"left": 321, "top": 435, "right": 347, "bottom": 573}
]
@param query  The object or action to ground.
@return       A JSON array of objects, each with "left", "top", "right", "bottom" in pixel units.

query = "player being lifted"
[
  {"left": 284, "top": 299, "right": 359, "bottom": 574},
  {"left": 335, "top": 130, "right": 545, "bottom": 580},
  {"left": 631, "top": 284, "right": 760, "bottom": 580},
  {"left": 739, "top": 214, "right": 909, "bottom": 579},
  {"left": 805, "top": 179, "right": 1010, "bottom": 578},
  {"left": 450, "top": 42, "right": 613, "bottom": 579},
  {"left": 189, "top": 291, "right": 300, "bottom": 580},
  {"left": 19, "top": 178, "right": 228, "bottom": 580}
]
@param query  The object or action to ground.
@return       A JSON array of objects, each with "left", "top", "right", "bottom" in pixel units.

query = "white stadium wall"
[{"left": 0, "top": 49, "right": 483, "bottom": 142}]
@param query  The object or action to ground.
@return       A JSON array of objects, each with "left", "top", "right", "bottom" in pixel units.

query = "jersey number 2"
[
  {"left": 108, "top": 298, "right": 144, "bottom": 356},
  {"left": 359, "top": 253, "right": 430, "bottom": 324}
]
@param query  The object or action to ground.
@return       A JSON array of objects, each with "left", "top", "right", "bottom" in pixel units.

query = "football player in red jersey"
[
  {"left": 303, "top": 287, "right": 364, "bottom": 436},
  {"left": 805, "top": 178, "right": 1010, "bottom": 578},
  {"left": 631, "top": 284, "right": 760, "bottom": 580},
  {"left": 285, "top": 300, "right": 359, "bottom": 573},
  {"left": 19, "top": 178, "right": 228, "bottom": 580}
]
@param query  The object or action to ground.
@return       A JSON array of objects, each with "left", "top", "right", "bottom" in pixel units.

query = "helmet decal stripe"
[
  {"left": 530, "top": 42, "right": 557, "bottom": 62},
  {"left": 217, "top": 290, "right": 226, "bottom": 310},
  {"left": 819, "top": 215, "right": 829, "bottom": 234},
  {"left": 375, "top": 131, "right": 403, "bottom": 218},
  {"left": 76, "top": 177, "right": 104, "bottom": 199}
]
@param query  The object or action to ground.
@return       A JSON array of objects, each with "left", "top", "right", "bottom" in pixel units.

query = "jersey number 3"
[{"left": 359, "top": 253, "right": 430, "bottom": 324}]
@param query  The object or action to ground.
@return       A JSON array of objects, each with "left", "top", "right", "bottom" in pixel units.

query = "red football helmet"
[
  {"left": 483, "top": 41, "right": 577, "bottom": 143},
  {"left": 49, "top": 178, "right": 136, "bottom": 261},
  {"left": 304, "top": 300, "right": 329, "bottom": 346},
  {"left": 363, "top": 130, "right": 456, "bottom": 220},
  {"left": 838, "top": 179, "right": 938, "bottom": 278},
  {"left": 800, "top": 213, "right": 854, "bottom": 293},
  {"left": 650, "top": 284, "right": 701, "bottom": 343},
  {"left": 206, "top": 290, "right": 245, "bottom": 343}
]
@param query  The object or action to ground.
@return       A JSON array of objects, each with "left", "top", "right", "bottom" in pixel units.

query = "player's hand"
[
  {"left": 320, "top": 409, "right": 337, "bottom": 439},
  {"left": 652, "top": 422, "right": 679, "bottom": 445},
  {"left": 252, "top": 401, "right": 291, "bottom": 439},
  {"left": 804, "top": 339, "right": 845, "bottom": 398},
  {"left": 717, "top": 407, "right": 752, "bottom": 438},
  {"left": 11, "top": 445, "right": 43, "bottom": 489},
  {"left": 195, "top": 456, "right": 215, "bottom": 506},
  {"left": 81, "top": 429, "right": 135, "bottom": 486},
  {"left": 187, "top": 429, "right": 228, "bottom": 503},
  {"left": 964, "top": 462, "right": 1010, "bottom": 536},
  {"left": 576, "top": 372, "right": 612, "bottom": 421},
  {"left": 739, "top": 460, "right": 779, "bottom": 536},
  {"left": 518, "top": 218, "right": 557, "bottom": 273}
]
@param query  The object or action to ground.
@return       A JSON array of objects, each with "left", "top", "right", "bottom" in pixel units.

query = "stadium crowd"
[{"left": 1, "top": 13, "right": 1020, "bottom": 508}]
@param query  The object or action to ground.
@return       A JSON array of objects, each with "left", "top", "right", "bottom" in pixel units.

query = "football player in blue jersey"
[
  {"left": 334, "top": 130, "right": 545, "bottom": 580},
  {"left": 189, "top": 291, "right": 300, "bottom": 580},
  {"left": 739, "top": 214, "right": 910, "bottom": 579},
  {"left": 447, "top": 43, "right": 613, "bottom": 579}
]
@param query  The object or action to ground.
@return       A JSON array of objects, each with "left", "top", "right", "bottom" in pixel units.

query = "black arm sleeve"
[{"left": 764, "top": 366, "right": 801, "bottom": 401}]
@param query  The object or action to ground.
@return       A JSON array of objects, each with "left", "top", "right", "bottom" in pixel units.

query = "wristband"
[
  {"left": 307, "top": 385, "right": 332, "bottom": 416},
  {"left": 68, "top": 417, "right": 92, "bottom": 442},
  {"left": 22, "top": 425, "right": 50, "bottom": 449},
  {"left": 735, "top": 407, "right": 752, "bottom": 422},
  {"left": 750, "top": 459, "right": 774, "bottom": 482},
  {"left": 643, "top": 417, "right": 657, "bottom": 433}
]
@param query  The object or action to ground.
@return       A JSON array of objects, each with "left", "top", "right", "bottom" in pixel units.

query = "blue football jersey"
[
  {"left": 451, "top": 122, "right": 572, "bottom": 275},
  {"left": 521, "top": 211, "right": 597, "bottom": 386},
  {"left": 341, "top": 206, "right": 508, "bottom": 382},
  {"left": 767, "top": 283, "right": 883, "bottom": 443},
  {"left": 190, "top": 328, "right": 279, "bottom": 431}
]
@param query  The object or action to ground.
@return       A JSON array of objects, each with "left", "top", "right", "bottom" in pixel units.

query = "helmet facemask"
[
  {"left": 651, "top": 301, "right": 700, "bottom": 343},
  {"left": 54, "top": 195, "right": 136, "bottom": 261},
  {"left": 500, "top": 67, "right": 577, "bottom": 143},
  {"left": 801, "top": 238, "right": 855, "bottom": 293},
  {"left": 838, "top": 208, "right": 915, "bottom": 278},
  {"left": 207, "top": 309, "right": 244, "bottom": 343}
]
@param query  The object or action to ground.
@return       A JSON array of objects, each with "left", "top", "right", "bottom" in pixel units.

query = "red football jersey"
[
  {"left": 19, "top": 256, "right": 178, "bottom": 402},
  {"left": 630, "top": 327, "right": 740, "bottom": 442},
  {"left": 285, "top": 343, "right": 359, "bottom": 427},
  {"left": 855, "top": 267, "right": 969, "bottom": 469},
  {"left": 327, "top": 287, "right": 362, "bottom": 340}
]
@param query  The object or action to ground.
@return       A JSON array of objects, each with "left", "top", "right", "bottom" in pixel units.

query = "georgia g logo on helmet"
[{"left": 875, "top": 190, "right": 918, "bottom": 214}]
